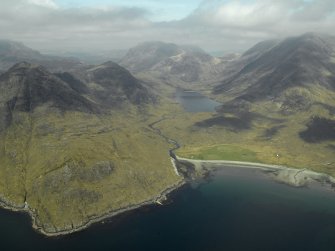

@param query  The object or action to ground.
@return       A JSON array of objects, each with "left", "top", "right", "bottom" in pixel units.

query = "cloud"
[
  {"left": 0, "top": 0, "right": 152, "bottom": 50},
  {"left": 27, "top": 0, "right": 58, "bottom": 9},
  {"left": 0, "top": 0, "right": 334, "bottom": 53},
  {"left": 291, "top": 0, "right": 335, "bottom": 21},
  {"left": 176, "top": 0, "right": 335, "bottom": 50}
]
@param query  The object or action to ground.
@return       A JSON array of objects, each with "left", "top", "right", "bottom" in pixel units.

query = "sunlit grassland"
[
  {"left": 1, "top": 85, "right": 335, "bottom": 233},
  {"left": 178, "top": 144, "right": 259, "bottom": 162},
  {"left": 155, "top": 98, "right": 335, "bottom": 177}
]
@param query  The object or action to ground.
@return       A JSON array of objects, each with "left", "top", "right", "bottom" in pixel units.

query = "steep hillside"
[
  {"left": 214, "top": 33, "right": 335, "bottom": 113},
  {"left": 166, "top": 33, "right": 335, "bottom": 178},
  {"left": 0, "top": 61, "right": 180, "bottom": 235},
  {"left": 75, "top": 61, "right": 155, "bottom": 107}
]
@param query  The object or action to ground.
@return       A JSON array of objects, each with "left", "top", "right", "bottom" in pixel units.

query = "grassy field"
[
  {"left": 177, "top": 144, "right": 259, "bottom": 162},
  {"left": 154, "top": 96, "right": 335, "bottom": 177}
]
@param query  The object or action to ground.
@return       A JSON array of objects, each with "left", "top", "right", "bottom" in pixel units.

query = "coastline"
[
  {"left": 1, "top": 111, "right": 333, "bottom": 236},
  {"left": 0, "top": 116, "right": 185, "bottom": 237},
  {"left": 0, "top": 178, "right": 185, "bottom": 237},
  {"left": 176, "top": 156, "right": 335, "bottom": 189},
  {"left": 1, "top": 155, "right": 334, "bottom": 237}
]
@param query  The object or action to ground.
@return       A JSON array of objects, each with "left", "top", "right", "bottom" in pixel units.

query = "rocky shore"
[
  {"left": 175, "top": 157, "right": 335, "bottom": 189},
  {"left": 1, "top": 154, "right": 333, "bottom": 236},
  {"left": 0, "top": 179, "right": 185, "bottom": 237}
]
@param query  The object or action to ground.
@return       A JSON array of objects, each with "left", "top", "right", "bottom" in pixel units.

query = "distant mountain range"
[
  {"left": 120, "top": 41, "right": 225, "bottom": 85},
  {"left": 0, "top": 40, "right": 82, "bottom": 73},
  {"left": 0, "top": 32, "right": 335, "bottom": 235}
]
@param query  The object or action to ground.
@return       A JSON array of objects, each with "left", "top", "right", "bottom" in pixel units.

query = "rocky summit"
[{"left": 120, "top": 41, "right": 225, "bottom": 85}]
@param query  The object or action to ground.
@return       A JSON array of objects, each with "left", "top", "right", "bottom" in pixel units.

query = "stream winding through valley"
[{"left": 0, "top": 90, "right": 334, "bottom": 251}]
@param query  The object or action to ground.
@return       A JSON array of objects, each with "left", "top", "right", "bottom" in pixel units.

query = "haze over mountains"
[
  {"left": 0, "top": 32, "right": 335, "bottom": 235},
  {"left": 1, "top": 32, "right": 335, "bottom": 128},
  {"left": 0, "top": 40, "right": 82, "bottom": 73},
  {"left": 120, "top": 41, "right": 226, "bottom": 85}
]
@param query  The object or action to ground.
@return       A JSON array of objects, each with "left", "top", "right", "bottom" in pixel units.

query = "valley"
[{"left": 0, "top": 33, "right": 335, "bottom": 237}]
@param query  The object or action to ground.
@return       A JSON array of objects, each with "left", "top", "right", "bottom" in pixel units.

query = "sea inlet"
[{"left": 0, "top": 90, "right": 334, "bottom": 250}]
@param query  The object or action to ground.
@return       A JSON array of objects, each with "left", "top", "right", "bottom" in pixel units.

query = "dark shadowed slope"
[
  {"left": 213, "top": 33, "right": 335, "bottom": 117},
  {"left": 74, "top": 61, "right": 155, "bottom": 107},
  {"left": 0, "top": 62, "right": 97, "bottom": 128},
  {"left": 214, "top": 33, "right": 335, "bottom": 101}
]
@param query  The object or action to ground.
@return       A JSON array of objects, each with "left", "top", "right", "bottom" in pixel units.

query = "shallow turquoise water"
[{"left": 0, "top": 167, "right": 334, "bottom": 251}]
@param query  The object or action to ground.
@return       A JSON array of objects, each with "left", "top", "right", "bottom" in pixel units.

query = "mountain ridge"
[
  {"left": 120, "top": 41, "right": 225, "bottom": 86},
  {"left": 213, "top": 33, "right": 335, "bottom": 114},
  {"left": 0, "top": 40, "right": 83, "bottom": 72}
]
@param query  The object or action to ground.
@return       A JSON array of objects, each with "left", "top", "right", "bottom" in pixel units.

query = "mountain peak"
[
  {"left": 82, "top": 61, "right": 154, "bottom": 106},
  {"left": 299, "top": 32, "right": 327, "bottom": 40},
  {"left": 0, "top": 62, "right": 97, "bottom": 116},
  {"left": 119, "top": 41, "right": 222, "bottom": 84},
  {"left": 0, "top": 40, "right": 41, "bottom": 57},
  {"left": 0, "top": 40, "right": 81, "bottom": 72},
  {"left": 214, "top": 33, "right": 335, "bottom": 111},
  {"left": 8, "top": 61, "right": 42, "bottom": 71}
]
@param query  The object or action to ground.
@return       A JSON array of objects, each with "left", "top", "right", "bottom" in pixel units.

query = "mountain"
[
  {"left": 120, "top": 41, "right": 181, "bottom": 72},
  {"left": 120, "top": 41, "right": 225, "bottom": 85},
  {"left": 45, "top": 49, "right": 128, "bottom": 64},
  {"left": 73, "top": 61, "right": 154, "bottom": 106},
  {"left": 175, "top": 33, "right": 335, "bottom": 180},
  {"left": 0, "top": 61, "right": 180, "bottom": 235},
  {"left": 0, "top": 60, "right": 154, "bottom": 131},
  {"left": 214, "top": 33, "right": 335, "bottom": 113},
  {"left": 196, "top": 33, "right": 335, "bottom": 147},
  {"left": 0, "top": 62, "right": 95, "bottom": 112},
  {"left": 0, "top": 40, "right": 82, "bottom": 72}
]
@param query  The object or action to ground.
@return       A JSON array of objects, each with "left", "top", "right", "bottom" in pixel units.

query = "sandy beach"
[{"left": 176, "top": 156, "right": 335, "bottom": 189}]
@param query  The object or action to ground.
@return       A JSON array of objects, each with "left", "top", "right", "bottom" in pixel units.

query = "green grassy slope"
[{"left": 0, "top": 106, "right": 181, "bottom": 234}]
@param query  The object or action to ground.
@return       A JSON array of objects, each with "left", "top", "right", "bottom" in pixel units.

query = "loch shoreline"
[
  {"left": 0, "top": 177, "right": 185, "bottom": 237},
  {"left": 1, "top": 155, "right": 334, "bottom": 237},
  {"left": 176, "top": 156, "right": 335, "bottom": 190},
  {"left": 1, "top": 108, "right": 334, "bottom": 237}
]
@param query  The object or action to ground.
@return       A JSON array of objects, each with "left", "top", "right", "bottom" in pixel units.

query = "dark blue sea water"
[
  {"left": 0, "top": 167, "right": 334, "bottom": 251},
  {"left": 175, "top": 90, "right": 221, "bottom": 113}
]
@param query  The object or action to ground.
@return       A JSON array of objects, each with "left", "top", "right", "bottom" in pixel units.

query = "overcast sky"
[{"left": 1, "top": 0, "right": 335, "bottom": 54}]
